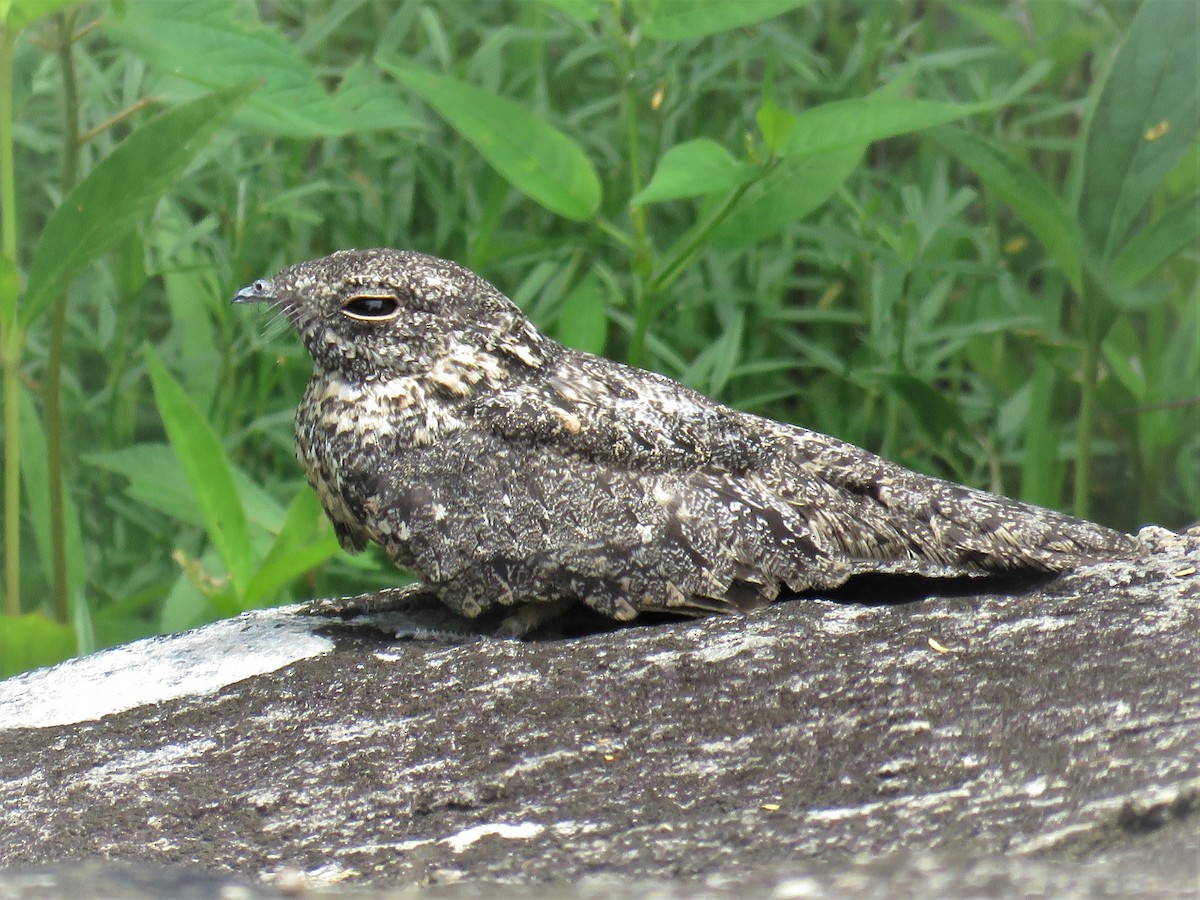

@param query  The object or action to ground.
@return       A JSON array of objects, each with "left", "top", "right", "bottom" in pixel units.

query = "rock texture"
[{"left": 0, "top": 526, "right": 1197, "bottom": 897}]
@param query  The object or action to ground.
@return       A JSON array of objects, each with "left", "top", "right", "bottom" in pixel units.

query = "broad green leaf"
[
  {"left": 18, "top": 387, "right": 85, "bottom": 598},
  {"left": 106, "top": 2, "right": 351, "bottom": 137},
  {"left": 633, "top": 139, "right": 759, "bottom": 204},
  {"left": 711, "top": 147, "right": 862, "bottom": 250},
  {"left": 1108, "top": 193, "right": 1200, "bottom": 290},
  {"left": 639, "top": 0, "right": 813, "bottom": 40},
  {"left": 5, "top": 0, "right": 76, "bottom": 32},
  {"left": 145, "top": 348, "right": 253, "bottom": 596},
  {"left": 381, "top": 59, "right": 601, "bottom": 221},
  {"left": 781, "top": 96, "right": 992, "bottom": 159},
  {"left": 334, "top": 62, "right": 423, "bottom": 133},
  {"left": 0, "top": 613, "right": 76, "bottom": 677},
  {"left": 83, "top": 443, "right": 286, "bottom": 533},
  {"left": 1077, "top": 0, "right": 1200, "bottom": 264},
  {"left": 22, "top": 85, "right": 250, "bottom": 327},
  {"left": 933, "top": 126, "right": 1084, "bottom": 293},
  {"left": 555, "top": 273, "right": 608, "bottom": 355},
  {"left": 243, "top": 489, "right": 340, "bottom": 608}
]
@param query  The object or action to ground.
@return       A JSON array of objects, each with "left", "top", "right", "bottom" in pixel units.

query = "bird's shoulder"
[{"left": 467, "top": 349, "right": 765, "bottom": 474}]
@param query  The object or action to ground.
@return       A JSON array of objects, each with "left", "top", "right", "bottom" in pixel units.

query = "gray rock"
[{"left": 0, "top": 526, "right": 1197, "bottom": 898}]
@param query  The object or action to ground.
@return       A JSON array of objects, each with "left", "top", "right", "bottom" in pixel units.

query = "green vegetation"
[{"left": 0, "top": 0, "right": 1195, "bottom": 676}]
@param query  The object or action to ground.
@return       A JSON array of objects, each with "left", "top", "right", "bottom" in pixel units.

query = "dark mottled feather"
[{"left": 234, "top": 249, "right": 1142, "bottom": 622}]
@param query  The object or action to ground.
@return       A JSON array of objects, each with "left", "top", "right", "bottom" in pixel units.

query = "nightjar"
[{"left": 234, "top": 249, "right": 1140, "bottom": 623}]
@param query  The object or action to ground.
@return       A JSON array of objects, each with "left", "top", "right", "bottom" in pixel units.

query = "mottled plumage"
[{"left": 234, "top": 249, "right": 1141, "bottom": 622}]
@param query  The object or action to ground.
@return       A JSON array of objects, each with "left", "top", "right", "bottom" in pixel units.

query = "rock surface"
[{"left": 0, "top": 527, "right": 1197, "bottom": 897}]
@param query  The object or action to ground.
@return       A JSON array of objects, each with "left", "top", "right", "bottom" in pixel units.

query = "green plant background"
[{"left": 0, "top": 0, "right": 1196, "bottom": 676}]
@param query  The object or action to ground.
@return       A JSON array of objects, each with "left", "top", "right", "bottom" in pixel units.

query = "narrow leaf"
[
  {"left": 84, "top": 443, "right": 287, "bottom": 532},
  {"left": 633, "top": 139, "right": 759, "bottom": 205},
  {"left": 242, "top": 489, "right": 341, "bottom": 608},
  {"left": 145, "top": 347, "right": 253, "bottom": 596},
  {"left": 1108, "top": 193, "right": 1200, "bottom": 289},
  {"left": 639, "top": 0, "right": 813, "bottom": 40},
  {"left": 1077, "top": 0, "right": 1200, "bottom": 263},
  {"left": 711, "top": 148, "right": 862, "bottom": 250},
  {"left": 933, "top": 126, "right": 1084, "bottom": 293},
  {"left": 22, "top": 84, "right": 251, "bottom": 327},
  {"left": 106, "top": 2, "right": 351, "bottom": 137},
  {"left": 334, "top": 62, "right": 422, "bottom": 133},
  {"left": 381, "top": 59, "right": 601, "bottom": 221},
  {"left": 781, "top": 95, "right": 992, "bottom": 159},
  {"left": 555, "top": 273, "right": 608, "bottom": 355},
  {"left": 18, "top": 387, "right": 85, "bottom": 598}
]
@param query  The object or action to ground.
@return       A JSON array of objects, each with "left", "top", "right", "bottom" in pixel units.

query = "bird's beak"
[{"left": 231, "top": 279, "right": 276, "bottom": 305}]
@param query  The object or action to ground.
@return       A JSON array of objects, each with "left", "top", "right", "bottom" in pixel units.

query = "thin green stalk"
[
  {"left": 1, "top": 28, "right": 20, "bottom": 615},
  {"left": 44, "top": 12, "right": 81, "bottom": 623},
  {"left": 1075, "top": 321, "right": 1098, "bottom": 520}
]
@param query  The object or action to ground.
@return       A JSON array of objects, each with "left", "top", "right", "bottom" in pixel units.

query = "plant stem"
[
  {"left": 1074, "top": 318, "right": 1098, "bottom": 520},
  {"left": 0, "top": 27, "right": 20, "bottom": 615},
  {"left": 45, "top": 12, "right": 81, "bottom": 623}
]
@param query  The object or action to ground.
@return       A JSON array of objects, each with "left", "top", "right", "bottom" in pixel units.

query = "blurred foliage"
[{"left": 0, "top": 0, "right": 1195, "bottom": 676}]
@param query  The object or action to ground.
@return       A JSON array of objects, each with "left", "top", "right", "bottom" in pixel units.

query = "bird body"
[{"left": 235, "top": 249, "right": 1141, "bottom": 621}]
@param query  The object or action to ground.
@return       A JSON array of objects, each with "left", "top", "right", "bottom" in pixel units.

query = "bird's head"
[{"left": 233, "top": 248, "right": 548, "bottom": 382}]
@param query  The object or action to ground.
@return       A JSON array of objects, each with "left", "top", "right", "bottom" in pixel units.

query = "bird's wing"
[{"left": 467, "top": 351, "right": 1140, "bottom": 606}]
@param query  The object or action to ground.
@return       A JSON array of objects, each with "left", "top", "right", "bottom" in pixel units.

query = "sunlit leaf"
[
  {"left": 0, "top": 613, "right": 76, "bottom": 677},
  {"left": 781, "top": 95, "right": 992, "bottom": 158},
  {"left": 381, "top": 59, "right": 601, "bottom": 220},
  {"left": 639, "top": 0, "right": 813, "bottom": 40},
  {"left": 106, "top": 1, "right": 350, "bottom": 137},
  {"left": 22, "top": 85, "right": 251, "bottom": 327},
  {"left": 145, "top": 348, "right": 253, "bottom": 596},
  {"left": 5, "top": 0, "right": 76, "bottom": 33},
  {"left": 634, "top": 139, "right": 760, "bottom": 205}
]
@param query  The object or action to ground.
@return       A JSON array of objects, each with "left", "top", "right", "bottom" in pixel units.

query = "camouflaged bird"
[{"left": 234, "top": 249, "right": 1141, "bottom": 623}]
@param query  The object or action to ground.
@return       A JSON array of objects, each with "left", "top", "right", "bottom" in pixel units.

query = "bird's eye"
[{"left": 340, "top": 294, "right": 401, "bottom": 321}]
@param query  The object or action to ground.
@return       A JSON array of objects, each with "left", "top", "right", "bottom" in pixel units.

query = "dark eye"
[{"left": 341, "top": 294, "right": 400, "bottom": 321}]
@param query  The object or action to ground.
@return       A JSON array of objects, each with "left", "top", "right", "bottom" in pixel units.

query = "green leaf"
[
  {"left": 781, "top": 95, "right": 992, "bottom": 159},
  {"left": 933, "top": 126, "right": 1084, "bottom": 293},
  {"left": 145, "top": 347, "right": 254, "bottom": 596},
  {"left": 633, "top": 139, "right": 759, "bottom": 205},
  {"left": 711, "top": 148, "right": 862, "bottom": 250},
  {"left": 0, "top": 613, "right": 76, "bottom": 677},
  {"left": 243, "top": 490, "right": 340, "bottom": 608},
  {"left": 1108, "top": 193, "right": 1200, "bottom": 290},
  {"left": 84, "top": 443, "right": 286, "bottom": 533},
  {"left": 334, "top": 62, "right": 423, "bottom": 133},
  {"left": 381, "top": 59, "right": 601, "bottom": 221},
  {"left": 5, "top": 0, "right": 76, "bottom": 33},
  {"left": 532, "top": 0, "right": 604, "bottom": 21},
  {"left": 18, "top": 387, "right": 85, "bottom": 598},
  {"left": 639, "top": 0, "right": 814, "bottom": 40},
  {"left": 1077, "top": 0, "right": 1200, "bottom": 264},
  {"left": 0, "top": 255, "right": 17, "bottom": 332},
  {"left": 757, "top": 94, "right": 797, "bottom": 156},
  {"left": 22, "top": 84, "right": 251, "bottom": 327},
  {"left": 555, "top": 273, "right": 608, "bottom": 355},
  {"left": 106, "top": 2, "right": 351, "bottom": 137}
]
